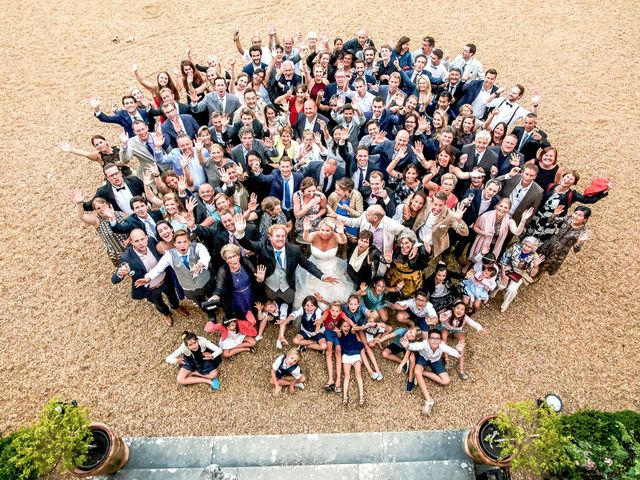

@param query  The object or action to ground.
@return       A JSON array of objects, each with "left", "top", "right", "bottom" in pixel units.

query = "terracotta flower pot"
[
  {"left": 72, "top": 422, "right": 129, "bottom": 477},
  {"left": 464, "top": 414, "right": 512, "bottom": 467}
]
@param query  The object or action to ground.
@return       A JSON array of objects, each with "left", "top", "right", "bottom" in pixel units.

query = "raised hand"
[
  {"left": 103, "top": 203, "right": 116, "bottom": 220},
  {"left": 131, "top": 63, "right": 139, "bottom": 72},
  {"left": 59, "top": 141, "right": 72, "bottom": 153},
  {"left": 254, "top": 301, "right": 264, "bottom": 311},
  {"left": 458, "top": 153, "right": 468, "bottom": 167},
  {"left": 118, "top": 129, "right": 129, "bottom": 145},
  {"left": 177, "top": 175, "right": 188, "bottom": 193},
  {"left": 383, "top": 247, "right": 393, "bottom": 263},
  {"left": 194, "top": 138, "right": 203, "bottom": 152},
  {"left": 234, "top": 213, "right": 247, "bottom": 234},
  {"left": 521, "top": 207, "right": 534, "bottom": 222},
  {"left": 187, "top": 88, "right": 200, "bottom": 103},
  {"left": 313, "top": 131, "right": 323, "bottom": 145},
  {"left": 179, "top": 154, "right": 191, "bottom": 171},
  {"left": 453, "top": 202, "right": 467, "bottom": 220},
  {"left": 510, "top": 153, "right": 521, "bottom": 167},
  {"left": 143, "top": 170, "right": 154, "bottom": 186},
  {"left": 577, "top": 230, "right": 591, "bottom": 243},
  {"left": 263, "top": 136, "right": 274, "bottom": 148},
  {"left": 69, "top": 188, "right": 84, "bottom": 204},
  {"left": 248, "top": 192, "right": 258, "bottom": 212},
  {"left": 303, "top": 216, "right": 312, "bottom": 231},
  {"left": 89, "top": 97, "right": 101, "bottom": 112},
  {"left": 152, "top": 130, "right": 165, "bottom": 149},
  {"left": 335, "top": 217, "right": 345, "bottom": 234},
  {"left": 185, "top": 196, "right": 197, "bottom": 213},
  {"left": 255, "top": 264, "right": 267, "bottom": 283}
]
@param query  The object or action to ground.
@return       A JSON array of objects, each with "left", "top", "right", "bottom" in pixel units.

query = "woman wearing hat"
[{"left": 526, "top": 171, "right": 610, "bottom": 243}]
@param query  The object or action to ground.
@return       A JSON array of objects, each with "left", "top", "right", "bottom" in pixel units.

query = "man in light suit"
[
  {"left": 444, "top": 43, "right": 484, "bottom": 81},
  {"left": 496, "top": 164, "right": 543, "bottom": 225},
  {"left": 190, "top": 77, "right": 241, "bottom": 124},
  {"left": 90, "top": 95, "right": 154, "bottom": 138},
  {"left": 160, "top": 102, "right": 199, "bottom": 149},
  {"left": 511, "top": 113, "right": 551, "bottom": 161},
  {"left": 119, "top": 120, "right": 169, "bottom": 175},
  {"left": 112, "top": 229, "right": 188, "bottom": 326},
  {"left": 304, "top": 158, "right": 345, "bottom": 197},
  {"left": 417, "top": 192, "right": 469, "bottom": 257},
  {"left": 230, "top": 127, "right": 277, "bottom": 171}
]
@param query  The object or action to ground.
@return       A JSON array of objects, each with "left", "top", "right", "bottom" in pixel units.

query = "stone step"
[
  {"left": 104, "top": 459, "right": 475, "bottom": 480},
  {"left": 122, "top": 430, "right": 469, "bottom": 470}
]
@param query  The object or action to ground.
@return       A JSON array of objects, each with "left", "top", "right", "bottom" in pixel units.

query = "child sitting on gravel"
[
  {"left": 375, "top": 326, "right": 417, "bottom": 392},
  {"left": 205, "top": 314, "right": 257, "bottom": 359},
  {"left": 254, "top": 299, "right": 289, "bottom": 342},
  {"left": 270, "top": 348, "right": 306, "bottom": 396},
  {"left": 285, "top": 295, "right": 327, "bottom": 353},
  {"left": 165, "top": 331, "right": 223, "bottom": 390},
  {"left": 392, "top": 290, "right": 438, "bottom": 336}
]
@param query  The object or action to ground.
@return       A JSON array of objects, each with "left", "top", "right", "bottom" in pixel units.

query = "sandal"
[
  {"left": 342, "top": 395, "right": 348, "bottom": 406},
  {"left": 423, "top": 400, "right": 435, "bottom": 416},
  {"left": 456, "top": 368, "right": 469, "bottom": 380},
  {"left": 334, "top": 386, "right": 343, "bottom": 394},
  {"left": 359, "top": 395, "right": 366, "bottom": 406},
  {"left": 323, "top": 383, "right": 335, "bottom": 392}
]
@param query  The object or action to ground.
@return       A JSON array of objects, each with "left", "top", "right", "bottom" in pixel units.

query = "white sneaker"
[
  {"left": 500, "top": 304, "right": 508, "bottom": 313},
  {"left": 294, "top": 383, "right": 305, "bottom": 390},
  {"left": 375, "top": 372, "right": 384, "bottom": 381},
  {"left": 255, "top": 335, "right": 263, "bottom": 341},
  {"left": 370, "top": 372, "right": 378, "bottom": 380},
  {"left": 276, "top": 339, "right": 283, "bottom": 350},
  {"left": 423, "top": 400, "right": 435, "bottom": 416}
]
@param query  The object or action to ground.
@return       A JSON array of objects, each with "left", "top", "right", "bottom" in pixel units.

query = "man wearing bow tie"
[
  {"left": 85, "top": 164, "right": 145, "bottom": 214},
  {"left": 486, "top": 84, "right": 539, "bottom": 129}
]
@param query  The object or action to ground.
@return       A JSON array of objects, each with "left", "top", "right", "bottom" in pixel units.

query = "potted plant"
[
  {"left": 465, "top": 401, "right": 574, "bottom": 476},
  {"left": 0, "top": 399, "right": 128, "bottom": 479}
]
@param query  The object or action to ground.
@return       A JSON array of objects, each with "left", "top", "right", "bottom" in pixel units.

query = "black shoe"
[
  {"left": 297, "top": 345, "right": 307, "bottom": 353},
  {"left": 249, "top": 347, "right": 256, "bottom": 354}
]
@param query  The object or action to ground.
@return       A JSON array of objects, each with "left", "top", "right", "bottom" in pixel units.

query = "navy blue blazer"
[
  {"left": 460, "top": 188, "right": 501, "bottom": 226},
  {"left": 362, "top": 109, "right": 400, "bottom": 136},
  {"left": 242, "top": 62, "right": 268, "bottom": 79},
  {"left": 371, "top": 140, "right": 417, "bottom": 171},
  {"left": 96, "top": 109, "right": 154, "bottom": 138},
  {"left": 458, "top": 80, "right": 499, "bottom": 117},
  {"left": 321, "top": 83, "right": 353, "bottom": 106},
  {"left": 111, "top": 238, "right": 172, "bottom": 300},
  {"left": 161, "top": 114, "right": 200, "bottom": 148},
  {"left": 293, "top": 112, "right": 329, "bottom": 140},
  {"left": 303, "top": 161, "right": 345, "bottom": 196},
  {"left": 253, "top": 169, "right": 303, "bottom": 208}
]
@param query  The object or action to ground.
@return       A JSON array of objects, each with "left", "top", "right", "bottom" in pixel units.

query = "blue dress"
[
  {"left": 335, "top": 199, "right": 358, "bottom": 237},
  {"left": 230, "top": 266, "right": 254, "bottom": 317}
]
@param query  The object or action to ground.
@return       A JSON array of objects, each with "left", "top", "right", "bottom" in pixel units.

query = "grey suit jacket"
[
  {"left": 120, "top": 136, "right": 156, "bottom": 177},
  {"left": 231, "top": 140, "right": 277, "bottom": 171},
  {"left": 191, "top": 93, "right": 241, "bottom": 123},
  {"left": 499, "top": 175, "right": 543, "bottom": 225}
]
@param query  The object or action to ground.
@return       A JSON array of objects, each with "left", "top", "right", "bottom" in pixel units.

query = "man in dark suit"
[
  {"left": 425, "top": 91, "right": 457, "bottom": 124},
  {"left": 450, "top": 180, "right": 502, "bottom": 260},
  {"left": 320, "top": 69, "right": 352, "bottom": 108},
  {"left": 187, "top": 209, "right": 258, "bottom": 270},
  {"left": 293, "top": 100, "right": 329, "bottom": 141},
  {"left": 112, "top": 229, "right": 188, "bottom": 326},
  {"left": 489, "top": 134, "right": 525, "bottom": 176},
  {"left": 497, "top": 164, "right": 543, "bottom": 225},
  {"left": 432, "top": 68, "right": 466, "bottom": 110},
  {"left": 160, "top": 103, "right": 200, "bottom": 149},
  {"left": 371, "top": 129, "right": 416, "bottom": 172},
  {"left": 233, "top": 219, "right": 338, "bottom": 306},
  {"left": 146, "top": 87, "right": 192, "bottom": 118},
  {"left": 511, "top": 113, "right": 551, "bottom": 161},
  {"left": 458, "top": 69, "right": 499, "bottom": 119},
  {"left": 359, "top": 170, "right": 396, "bottom": 217},
  {"left": 362, "top": 97, "right": 400, "bottom": 136},
  {"left": 304, "top": 158, "right": 345, "bottom": 197},
  {"left": 85, "top": 164, "right": 145, "bottom": 214},
  {"left": 248, "top": 157, "right": 303, "bottom": 213},
  {"left": 109, "top": 196, "right": 164, "bottom": 239},
  {"left": 349, "top": 146, "right": 378, "bottom": 190},
  {"left": 459, "top": 131, "right": 499, "bottom": 175},
  {"left": 90, "top": 95, "right": 154, "bottom": 138},
  {"left": 241, "top": 46, "right": 268, "bottom": 79},
  {"left": 190, "top": 77, "right": 241, "bottom": 123},
  {"left": 424, "top": 127, "right": 460, "bottom": 161}
]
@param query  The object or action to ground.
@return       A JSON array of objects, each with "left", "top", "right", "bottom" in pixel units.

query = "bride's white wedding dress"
[{"left": 293, "top": 246, "right": 355, "bottom": 308}]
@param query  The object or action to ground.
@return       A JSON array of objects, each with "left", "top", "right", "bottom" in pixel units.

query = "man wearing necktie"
[
  {"left": 90, "top": 95, "right": 153, "bottom": 138},
  {"left": 232, "top": 219, "right": 339, "bottom": 308},
  {"left": 109, "top": 196, "right": 164, "bottom": 239},
  {"left": 511, "top": 113, "right": 551, "bottom": 161}
]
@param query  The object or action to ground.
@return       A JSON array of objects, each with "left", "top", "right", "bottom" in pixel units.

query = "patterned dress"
[
  {"left": 97, "top": 213, "right": 128, "bottom": 266},
  {"left": 537, "top": 218, "right": 585, "bottom": 275}
]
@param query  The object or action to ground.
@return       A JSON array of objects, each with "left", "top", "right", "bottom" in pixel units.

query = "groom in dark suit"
[
  {"left": 84, "top": 164, "right": 145, "bottom": 214},
  {"left": 112, "top": 229, "right": 188, "bottom": 326},
  {"left": 233, "top": 219, "right": 338, "bottom": 305}
]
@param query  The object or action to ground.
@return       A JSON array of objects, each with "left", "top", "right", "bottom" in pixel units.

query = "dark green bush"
[{"left": 561, "top": 410, "right": 640, "bottom": 446}]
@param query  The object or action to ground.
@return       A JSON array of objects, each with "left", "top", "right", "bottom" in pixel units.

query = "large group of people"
[{"left": 66, "top": 27, "right": 612, "bottom": 415}]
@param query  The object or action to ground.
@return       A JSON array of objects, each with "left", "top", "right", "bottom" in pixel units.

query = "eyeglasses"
[
  {"left": 428, "top": 337, "right": 441, "bottom": 341},
  {"left": 106, "top": 171, "right": 122, "bottom": 178}
]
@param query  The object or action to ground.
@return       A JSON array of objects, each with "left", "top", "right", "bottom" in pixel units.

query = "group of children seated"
[{"left": 166, "top": 262, "right": 490, "bottom": 415}]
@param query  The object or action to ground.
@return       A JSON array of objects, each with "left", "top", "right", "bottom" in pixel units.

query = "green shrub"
[
  {"left": 0, "top": 434, "right": 35, "bottom": 480},
  {"left": 561, "top": 410, "right": 640, "bottom": 447}
]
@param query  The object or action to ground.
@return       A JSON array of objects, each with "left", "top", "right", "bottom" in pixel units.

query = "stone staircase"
[{"left": 98, "top": 430, "right": 476, "bottom": 479}]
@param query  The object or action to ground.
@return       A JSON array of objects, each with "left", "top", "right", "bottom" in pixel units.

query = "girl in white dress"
[{"left": 293, "top": 217, "right": 355, "bottom": 308}]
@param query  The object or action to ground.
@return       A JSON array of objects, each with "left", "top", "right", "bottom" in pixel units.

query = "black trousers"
[
  {"left": 146, "top": 280, "right": 180, "bottom": 316},
  {"left": 184, "top": 275, "right": 217, "bottom": 320}
]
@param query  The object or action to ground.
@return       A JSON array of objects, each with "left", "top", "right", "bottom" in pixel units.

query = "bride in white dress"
[{"left": 294, "top": 217, "right": 355, "bottom": 308}]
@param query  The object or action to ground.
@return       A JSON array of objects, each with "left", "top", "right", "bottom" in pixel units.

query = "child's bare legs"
[
  {"left": 454, "top": 332, "right": 467, "bottom": 374},
  {"left": 325, "top": 341, "right": 336, "bottom": 387},
  {"left": 353, "top": 361, "right": 365, "bottom": 404},
  {"left": 257, "top": 317, "right": 270, "bottom": 338},
  {"left": 293, "top": 335, "right": 327, "bottom": 352},
  {"left": 277, "top": 321, "right": 289, "bottom": 346},
  {"left": 413, "top": 365, "right": 433, "bottom": 402},
  {"left": 356, "top": 331, "right": 379, "bottom": 376},
  {"left": 421, "top": 367, "right": 451, "bottom": 386},
  {"left": 396, "top": 311, "right": 414, "bottom": 326},
  {"left": 342, "top": 362, "right": 351, "bottom": 403},
  {"left": 334, "top": 345, "right": 342, "bottom": 388},
  {"left": 177, "top": 368, "right": 217, "bottom": 386},
  {"left": 223, "top": 337, "right": 257, "bottom": 358}
]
